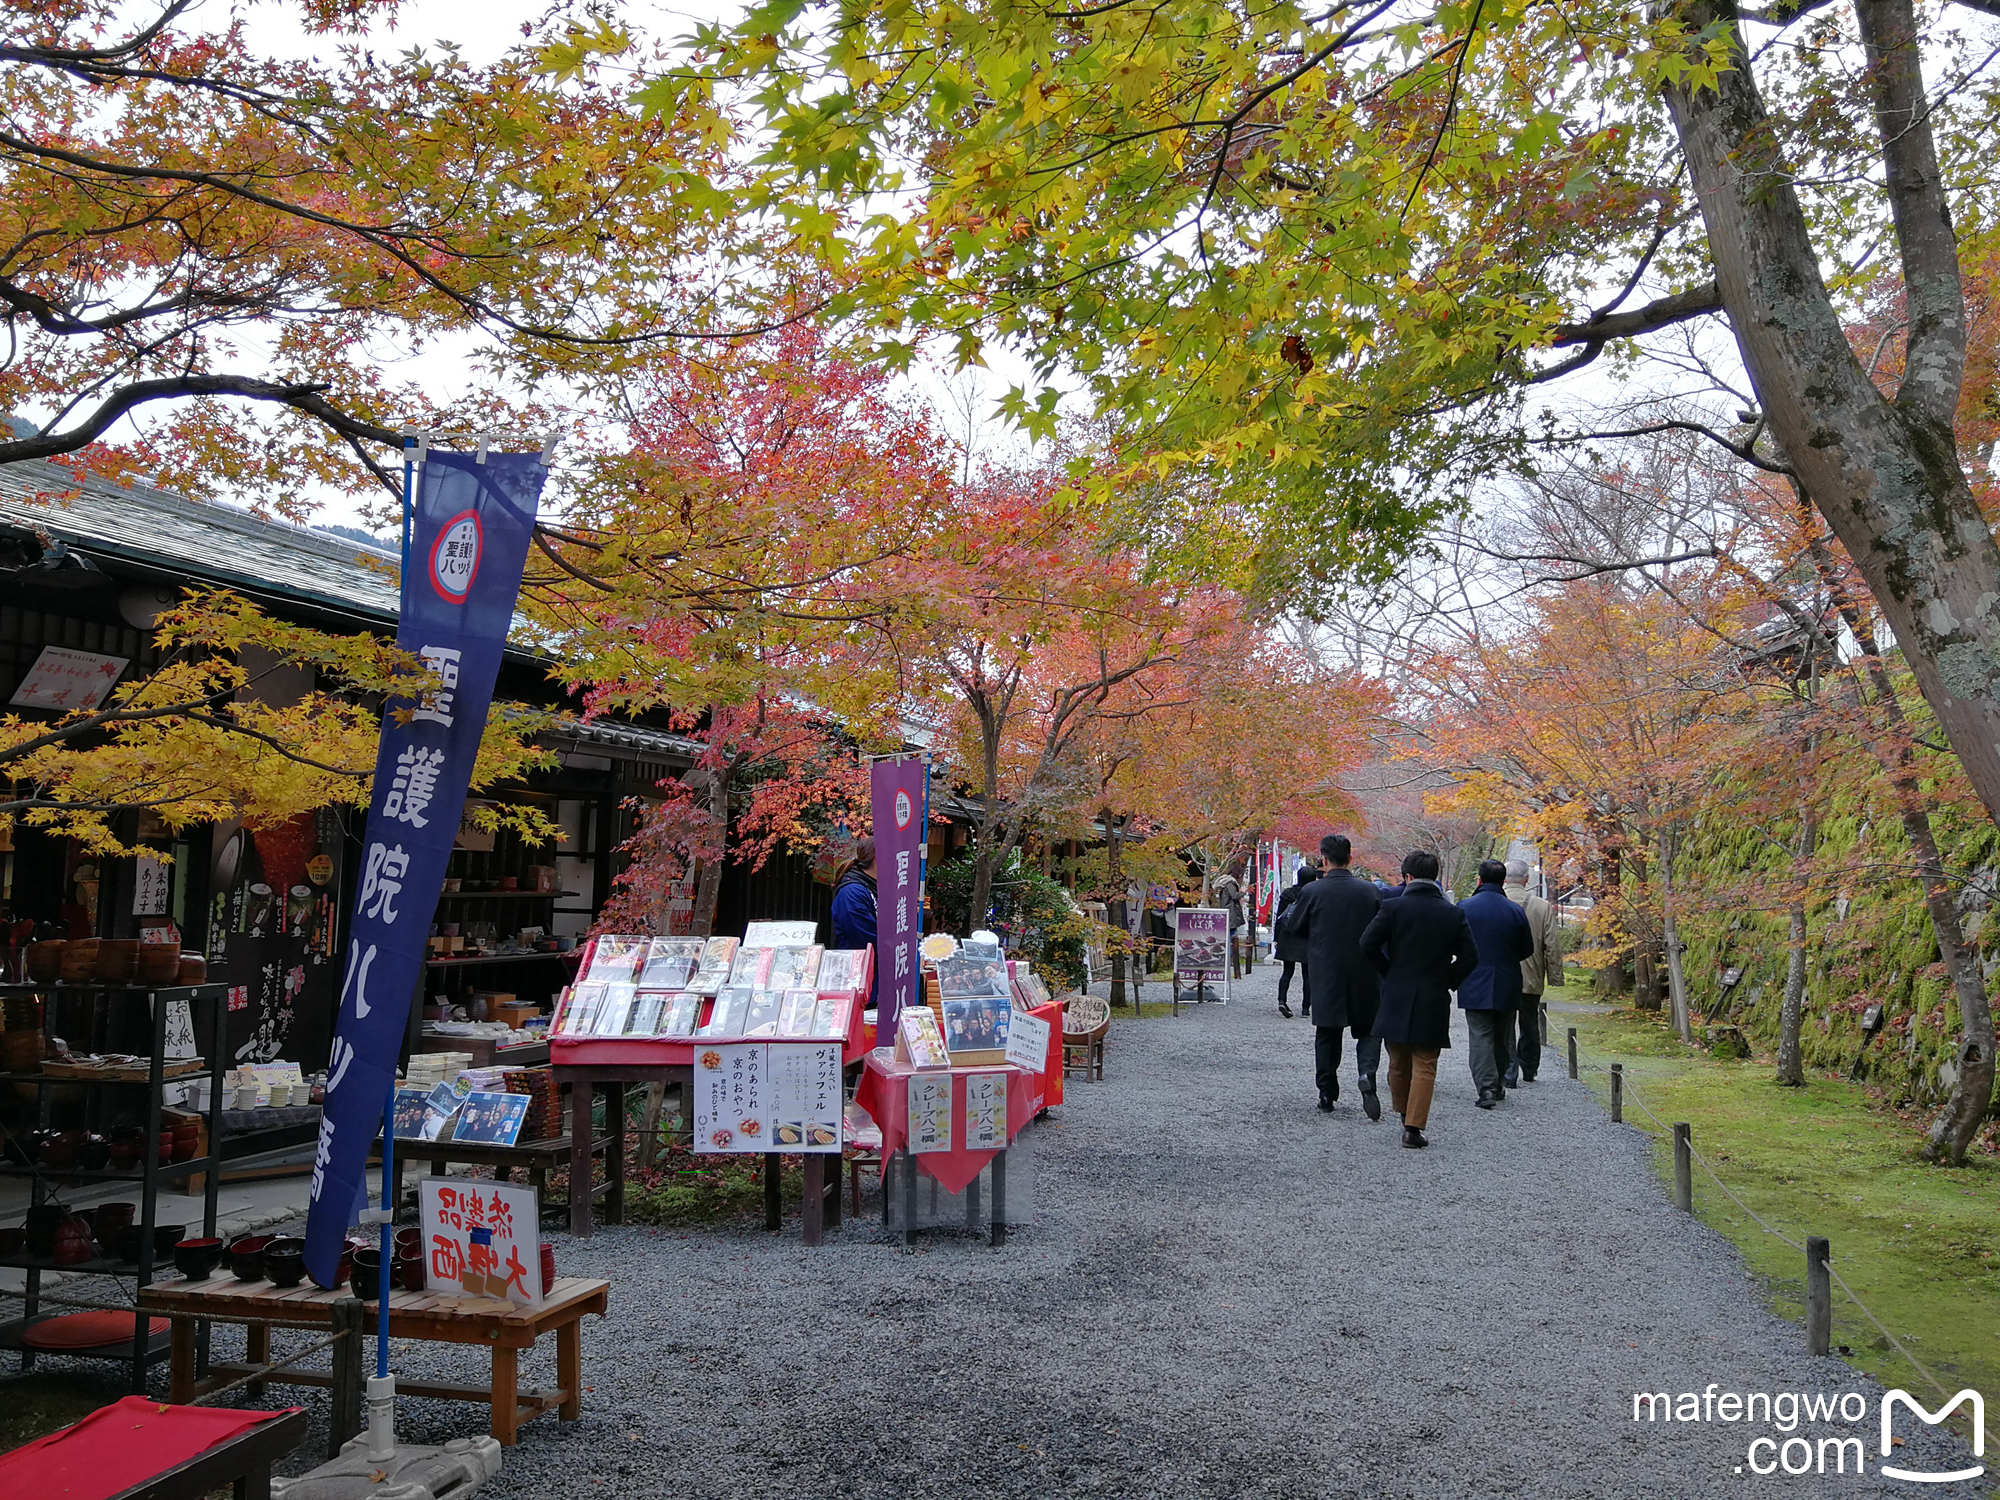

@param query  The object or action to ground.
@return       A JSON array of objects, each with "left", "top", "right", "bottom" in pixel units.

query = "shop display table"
[
  {"left": 139, "top": 1275, "right": 610, "bottom": 1446},
  {"left": 415, "top": 1033, "right": 551, "bottom": 1070},
  {"left": 854, "top": 1052, "right": 1038, "bottom": 1247},
  {"left": 0, "top": 1395, "right": 307, "bottom": 1500},
  {"left": 371, "top": 1131, "right": 619, "bottom": 1222}
]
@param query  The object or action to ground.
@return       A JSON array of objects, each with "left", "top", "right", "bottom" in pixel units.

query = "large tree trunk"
[
  {"left": 1662, "top": 0, "right": 2000, "bottom": 836},
  {"left": 687, "top": 758, "right": 734, "bottom": 937},
  {"left": 1104, "top": 807, "right": 1132, "bottom": 1009},
  {"left": 1775, "top": 812, "right": 1819, "bottom": 1087},
  {"left": 1659, "top": 831, "right": 1693, "bottom": 1044}
]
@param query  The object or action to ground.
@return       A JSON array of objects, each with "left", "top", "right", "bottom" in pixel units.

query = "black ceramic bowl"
[
  {"left": 173, "top": 1236, "right": 224, "bottom": 1280},
  {"left": 349, "top": 1247, "right": 383, "bottom": 1301},
  {"left": 261, "top": 1237, "right": 305, "bottom": 1287},
  {"left": 227, "top": 1234, "right": 271, "bottom": 1282},
  {"left": 152, "top": 1223, "right": 187, "bottom": 1256}
]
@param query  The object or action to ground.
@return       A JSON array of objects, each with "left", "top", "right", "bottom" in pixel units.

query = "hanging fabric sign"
[
  {"left": 870, "top": 756, "right": 927, "bottom": 1035},
  {"left": 303, "top": 449, "right": 547, "bottom": 1288}
]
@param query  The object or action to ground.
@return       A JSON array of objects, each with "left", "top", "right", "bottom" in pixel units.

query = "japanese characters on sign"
[
  {"left": 1003, "top": 1006, "right": 1052, "bottom": 1072},
  {"left": 870, "top": 756, "right": 927, "bottom": 1033},
  {"left": 1173, "top": 907, "right": 1231, "bottom": 982},
  {"left": 770, "top": 1042, "right": 843, "bottom": 1152},
  {"left": 132, "top": 853, "right": 170, "bottom": 917},
  {"left": 8, "top": 645, "right": 128, "bottom": 711},
  {"left": 963, "top": 1070, "right": 1007, "bottom": 1150},
  {"left": 691, "top": 1042, "right": 843, "bottom": 1153},
  {"left": 419, "top": 1177, "right": 540, "bottom": 1308},
  {"left": 907, "top": 1072, "right": 953, "bottom": 1154}
]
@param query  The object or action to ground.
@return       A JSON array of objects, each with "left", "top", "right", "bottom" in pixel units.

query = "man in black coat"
[
  {"left": 1271, "top": 860, "right": 1319, "bottom": 1019},
  {"left": 1358, "top": 849, "right": 1480, "bottom": 1149},
  {"left": 1289, "top": 833, "right": 1383, "bottom": 1117}
]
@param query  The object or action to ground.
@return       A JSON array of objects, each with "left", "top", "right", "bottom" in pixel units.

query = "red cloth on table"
[
  {"left": 854, "top": 1053, "right": 1037, "bottom": 1194},
  {"left": 0, "top": 1395, "right": 298, "bottom": 1500}
]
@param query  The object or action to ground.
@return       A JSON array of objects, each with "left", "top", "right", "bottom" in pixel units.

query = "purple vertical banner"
[
  {"left": 302, "top": 450, "right": 548, "bottom": 1288},
  {"left": 870, "top": 756, "right": 926, "bottom": 1035}
]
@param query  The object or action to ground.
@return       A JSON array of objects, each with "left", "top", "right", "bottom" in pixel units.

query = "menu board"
[
  {"left": 769, "top": 1042, "right": 843, "bottom": 1152},
  {"left": 691, "top": 1042, "right": 767, "bottom": 1153},
  {"left": 964, "top": 1070, "right": 1007, "bottom": 1150},
  {"left": 907, "top": 1072, "right": 953, "bottom": 1153}
]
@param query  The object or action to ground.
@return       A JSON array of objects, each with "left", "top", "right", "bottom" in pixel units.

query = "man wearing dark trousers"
[
  {"left": 1503, "top": 857, "right": 1563, "bottom": 1084},
  {"left": 1290, "top": 833, "right": 1382, "bottom": 1117},
  {"left": 1458, "top": 859, "right": 1535, "bottom": 1109},
  {"left": 1358, "top": 850, "right": 1480, "bottom": 1148}
]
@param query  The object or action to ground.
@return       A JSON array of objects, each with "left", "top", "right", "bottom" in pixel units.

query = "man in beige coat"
[{"left": 1502, "top": 858, "right": 1564, "bottom": 1084}]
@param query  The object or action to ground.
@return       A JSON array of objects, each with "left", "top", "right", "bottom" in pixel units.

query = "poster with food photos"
[
  {"left": 963, "top": 1070, "right": 1008, "bottom": 1150},
  {"left": 692, "top": 1042, "right": 762, "bottom": 1152},
  {"left": 770, "top": 1042, "right": 843, "bottom": 1152},
  {"left": 907, "top": 1071, "right": 953, "bottom": 1153}
]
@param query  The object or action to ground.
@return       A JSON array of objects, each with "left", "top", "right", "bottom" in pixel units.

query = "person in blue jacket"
[
  {"left": 830, "top": 837, "right": 879, "bottom": 1008},
  {"left": 1457, "top": 858, "right": 1535, "bottom": 1109}
]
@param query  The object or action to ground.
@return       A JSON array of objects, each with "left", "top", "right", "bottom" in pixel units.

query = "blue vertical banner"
[{"left": 303, "top": 448, "right": 548, "bottom": 1287}]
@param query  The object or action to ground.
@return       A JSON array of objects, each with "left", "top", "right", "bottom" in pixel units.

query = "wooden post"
[
  {"left": 328, "top": 1298, "right": 365, "bottom": 1457},
  {"left": 1673, "top": 1123, "right": 1692, "bottom": 1212},
  {"left": 1806, "top": 1236, "right": 1832, "bottom": 1356},
  {"left": 1567, "top": 1027, "right": 1578, "bottom": 1080},
  {"left": 1610, "top": 1063, "right": 1623, "bottom": 1123},
  {"left": 763, "top": 1151, "right": 781, "bottom": 1231}
]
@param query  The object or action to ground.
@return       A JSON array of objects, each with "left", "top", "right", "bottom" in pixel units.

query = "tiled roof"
[{"left": 0, "top": 456, "right": 402, "bottom": 623}]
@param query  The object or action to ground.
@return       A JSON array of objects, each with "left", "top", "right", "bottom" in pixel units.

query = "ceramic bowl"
[
  {"left": 173, "top": 1237, "right": 224, "bottom": 1280},
  {"left": 153, "top": 1223, "right": 187, "bottom": 1256},
  {"left": 349, "top": 1247, "right": 383, "bottom": 1301},
  {"left": 261, "top": 1237, "right": 305, "bottom": 1287},
  {"left": 227, "top": 1234, "right": 271, "bottom": 1281}
]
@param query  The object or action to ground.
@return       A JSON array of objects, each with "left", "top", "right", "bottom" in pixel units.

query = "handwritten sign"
[
  {"left": 419, "top": 1177, "right": 540, "bottom": 1308},
  {"left": 1003, "top": 1006, "right": 1051, "bottom": 1072},
  {"left": 132, "top": 853, "right": 170, "bottom": 917},
  {"left": 907, "top": 1072, "right": 953, "bottom": 1153},
  {"left": 9, "top": 645, "right": 128, "bottom": 711},
  {"left": 964, "top": 1070, "right": 1007, "bottom": 1150}
]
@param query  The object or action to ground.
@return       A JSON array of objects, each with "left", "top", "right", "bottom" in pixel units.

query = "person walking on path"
[
  {"left": 1358, "top": 850, "right": 1479, "bottom": 1149},
  {"left": 830, "top": 837, "right": 880, "bottom": 1010},
  {"left": 1457, "top": 859, "right": 1535, "bottom": 1109},
  {"left": 1502, "top": 858, "right": 1564, "bottom": 1085},
  {"left": 1290, "top": 834, "right": 1383, "bottom": 1117},
  {"left": 1271, "top": 860, "right": 1319, "bottom": 1019}
]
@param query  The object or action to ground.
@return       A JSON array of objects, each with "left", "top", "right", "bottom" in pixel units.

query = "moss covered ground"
[{"left": 1563, "top": 1001, "right": 2000, "bottom": 1431}]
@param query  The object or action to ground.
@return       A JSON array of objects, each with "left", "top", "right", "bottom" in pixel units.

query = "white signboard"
[
  {"left": 964, "top": 1070, "right": 1007, "bottom": 1150},
  {"left": 1003, "top": 1007, "right": 1051, "bottom": 1072},
  {"left": 769, "top": 1042, "right": 843, "bottom": 1152},
  {"left": 419, "top": 1177, "right": 541, "bottom": 1308},
  {"left": 133, "top": 853, "right": 170, "bottom": 916},
  {"left": 9, "top": 645, "right": 128, "bottom": 711},
  {"left": 743, "top": 920, "right": 819, "bottom": 947},
  {"left": 692, "top": 1041, "right": 768, "bottom": 1152},
  {"left": 907, "top": 1072, "right": 953, "bottom": 1153}
]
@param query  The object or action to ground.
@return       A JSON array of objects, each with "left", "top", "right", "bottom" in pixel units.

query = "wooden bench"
[
  {"left": 111, "top": 1408, "right": 309, "bottom": 1500},
  {"left": 139, "top": 1275, "right": 609, "bottom": 1447}
]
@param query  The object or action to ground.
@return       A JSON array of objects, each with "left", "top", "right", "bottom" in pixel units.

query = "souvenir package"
[
  {"left": 583, "top": 935, "right": 645, "bottom": 984},
  {"left": 895, "top": 1006, "right": 950, "bottom": 1069},
  {"left": 700, "top": 986, "right": 753, "bottom": 1037},
  {"left": 742, "top": 990, "right": 785, "bottom": 1038},
  {"left": 728, "top": 946, "right": 775, "bottom": 988},
  {"left": 812, "top": 992, "right": 854, "bottom": 1041},
  {"left": 658, "top": 992, "right": 702, "bottom": 1037},
  {"left": 767, "top": 945, "right": 823, "bottom": 992},
  {"left": 639, "top": 937, "right": 705, "bottom": 989},
  {"left": 817, "top": 948, "right": 872, "bottom": 995},
  {"left": 776, "top": 989, "right": 818, "bottom": 1038},
  {"left": 689, "top": 937, "right": 740, "bottom": 995},
  {"left": 592, "top": 983, "right": 638, "bottom": 1037},
  {"left": 627, "top": 990, "right": 670, "bottom": 1036},
  {"left": 555, "top": 983, "right": 606, "bottom": 1036}
]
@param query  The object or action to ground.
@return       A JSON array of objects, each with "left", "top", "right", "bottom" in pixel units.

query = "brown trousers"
[{"left": 1385, "top": 1042, "right": 1441, "bottom": 1129}]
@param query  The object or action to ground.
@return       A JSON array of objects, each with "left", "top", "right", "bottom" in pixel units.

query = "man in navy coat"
[{"left": 1457, "top": 859, "right": 1535, "bottom": 1109}]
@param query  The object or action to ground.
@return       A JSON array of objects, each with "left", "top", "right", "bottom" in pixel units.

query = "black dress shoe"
[
  {"left": 1278, "top": 1003, "right": 1293, "bottom": 1018},
  {"left": 1503, "top": 1069, "right": 1521, "bottom": 1089},
  {"left": 1317, "top": 1094, "right": 1335, "bottom": 1113},
  {"left": 1475, "top": 1091, "right": 1499, "bottom": 1110},
  {"left": 1360, "top": 1082, "right": 1381, "bottom": 1122},
  {"left": 1519, "top": 1071, "right": 1536, "bottom": 1082},
  {"left": 1402, "top": 1126, "right": 1428, "bottom": 1149}
]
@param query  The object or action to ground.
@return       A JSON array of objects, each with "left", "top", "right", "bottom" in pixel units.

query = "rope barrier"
[
  {"left": 187, "top": 1329, "right": 349, "bottom": 1408},
  {"left": 1564, "top": 1039, "right": 1956, "bottom": 1402}
]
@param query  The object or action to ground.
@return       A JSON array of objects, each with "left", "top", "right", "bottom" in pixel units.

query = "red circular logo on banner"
[
  {"left": 894, "top": 789, "right": 913, "bottom": 830},
  {"left": 429, "top": 510, "right": 482, "bottom": 603}
]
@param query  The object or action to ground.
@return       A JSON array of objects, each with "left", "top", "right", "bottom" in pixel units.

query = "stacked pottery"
[
  {"left": 52, "top": 1213, "right": 95, "bottom": 1266},
  {"left": 91, "top": 1202, "right": 135, "bottom": 1257},
  {"left": 94, "top": 939, "right": 142, "bottom": 983},
  {"left": 136, "top": 941, "right": 181, "bottom": 985},
  {"left": 24, "top": 941, "right": 64, "bottom": 984}
]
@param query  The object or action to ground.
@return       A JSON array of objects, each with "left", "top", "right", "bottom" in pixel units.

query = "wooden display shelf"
[
  {"left": 435, "top": 889, "right": 579, "bottom": 902},
  {"left": 424, "top": 952, "right": 569, "bottom": 970}
]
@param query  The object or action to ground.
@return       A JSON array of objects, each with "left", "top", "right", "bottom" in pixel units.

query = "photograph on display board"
[
  {"left": 727, "top": 946, "right": 775, "bottom": 988},
  {"left": 767, "top": 945, "right": 822, "bottom": 992},
  {"left": 659, "top": 992, "right": 701, "bottom": 1037},
  {"left": 584, "top": 935, "right": 645, "bottom": 984},
  {"left": 940, "top": 995, "right": 1010, "bottom": 1052},
  {"left": 420, "top": 1082, "right": 461, "bottom": 1141},
  {"left": 812, "top": 992, "right": 853, "bottom": 1040},
  {"left": 741, "top": 990, "right": 784, "bottom": 1038},
  {"left": 389, "top": 1088, "right": 432, "bottom": 1140},
  {"left": 936, "top": 951, "right": 1010, "bottom": 999},
  {"left": 689, "top": 937, "right": 738, "bottom": 994},
  {"left": 453, "top": 1092, "right": 530, "bottom": 1146},
  {"left": 592, "top": 982, "right": 638, "bottom": 1036},
  {"left": 638, "top": 937, "right": 705, "bottom": 989},
  {"left": 776, "top": 989, "right": 817, "bottom": 1038}
]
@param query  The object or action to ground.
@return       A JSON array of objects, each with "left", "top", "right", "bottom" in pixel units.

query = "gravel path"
[{"left": 88, "top": 963, "right": 1990, "bottom": 1496}]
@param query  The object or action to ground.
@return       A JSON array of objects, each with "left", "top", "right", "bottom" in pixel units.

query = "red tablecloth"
[
  {"left": 0, "top": 1396, "right": 297, "bottom": 1500},
  {"left": 854, "top": 1053, "right": 1037, "bottom": 1194}
]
